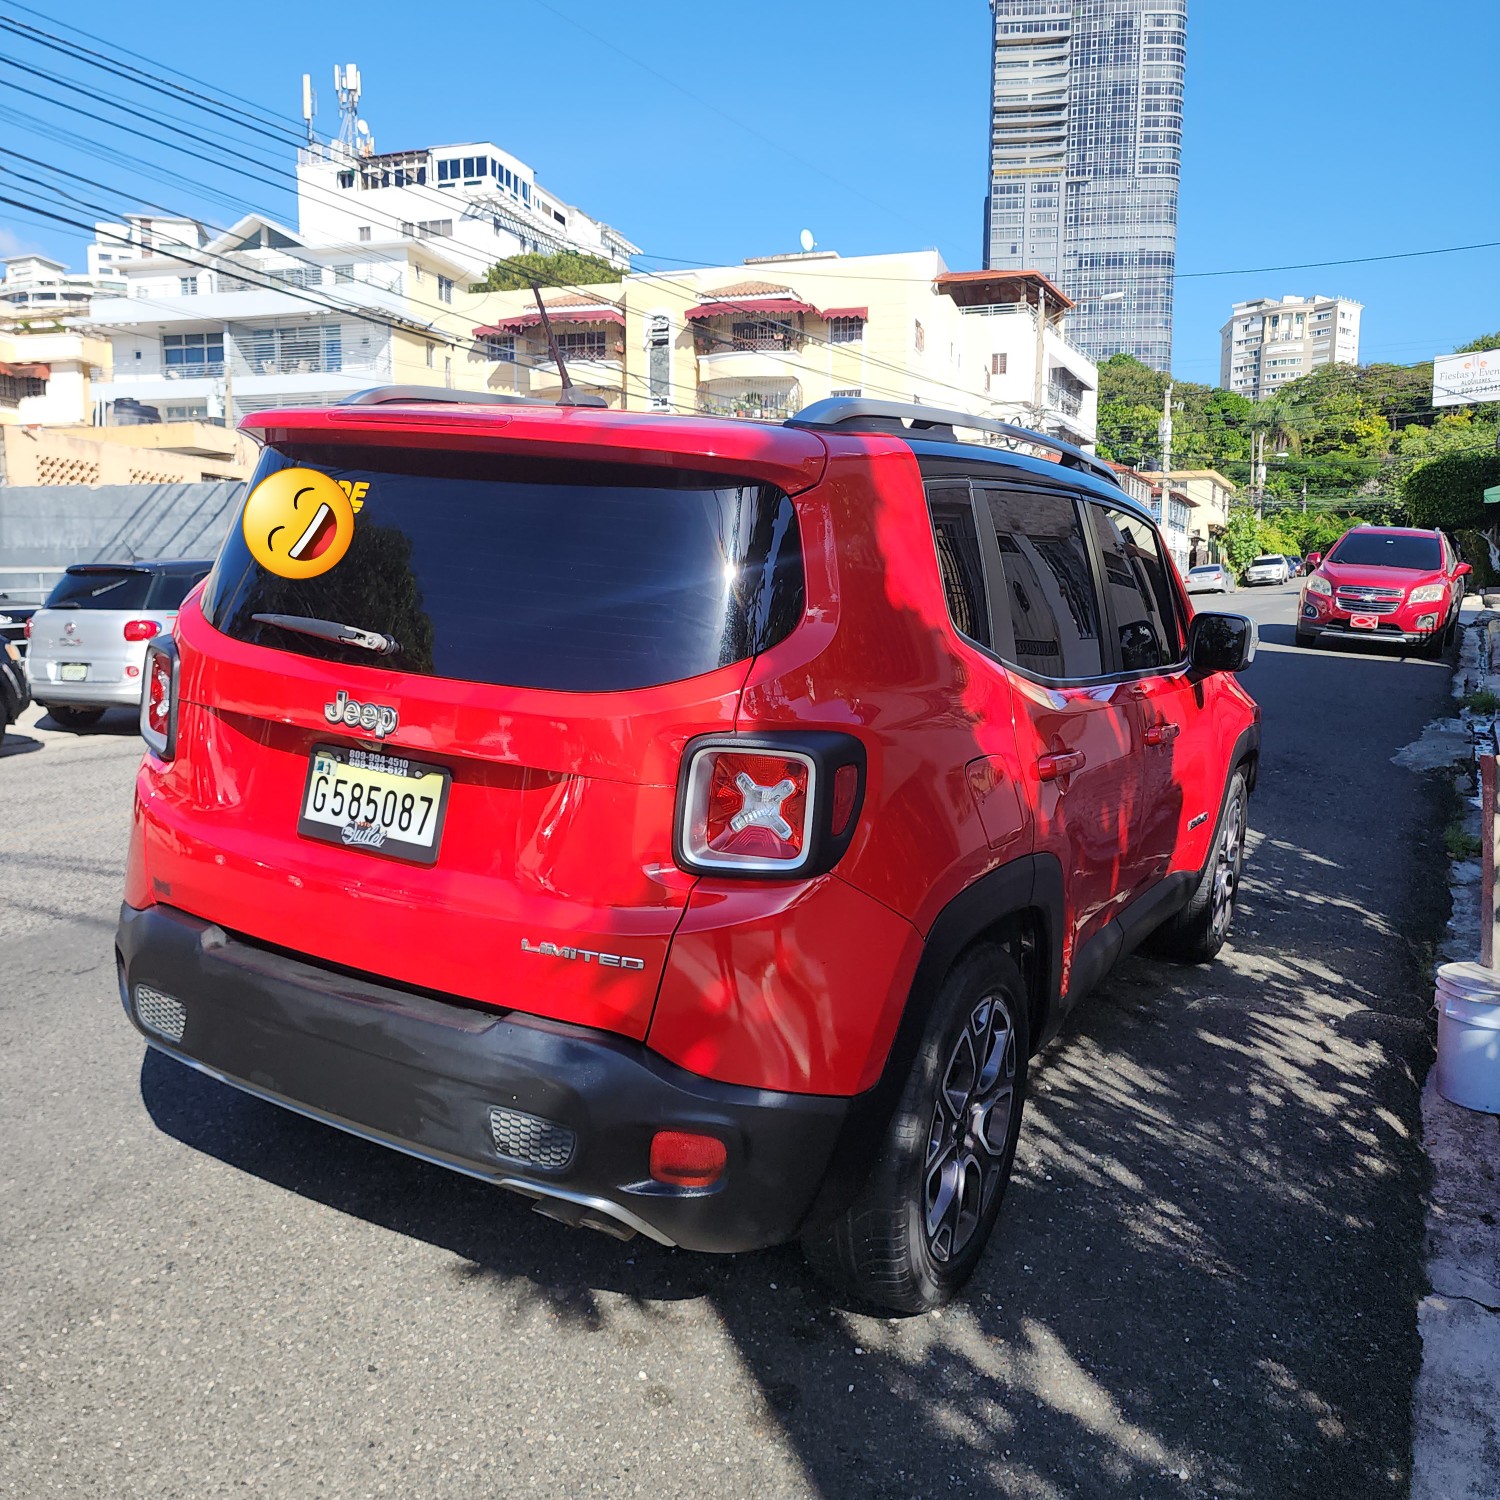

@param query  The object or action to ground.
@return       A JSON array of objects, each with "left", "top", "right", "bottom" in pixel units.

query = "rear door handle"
[
  {"left": 1143, "top": 722, "right": 1181, "bottom": 747},
  {"left": 1037, "top": 750, "right": 1087, "bottom": 782}
]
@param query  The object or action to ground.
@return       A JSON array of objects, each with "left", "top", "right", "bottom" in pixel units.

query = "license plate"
[
  {"left": 297, "top": 744, "right": 451, "bottom": 865},
  {"left": 59, "top": 662, "right": 89, "bottom": 681},
  {"left": 1349, "top": 613, "right": 1378, "bottom": 630}
]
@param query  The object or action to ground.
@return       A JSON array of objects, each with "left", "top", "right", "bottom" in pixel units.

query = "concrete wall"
[{"left": 0, "top": 481, "right": 242, "bottom": 569}]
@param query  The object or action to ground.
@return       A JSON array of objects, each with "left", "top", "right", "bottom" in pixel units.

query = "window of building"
[
  {"left": 832, "top": 387, "right": 862, "bottom": 398},
  {"left": 556, "top": 329, "right": 608, "bottom": 362},
  {"left": 334, "top": 264, "right": 354, "bottom": 284},
  {"left": 1087, "top": 504, "right": 1180, "bottom": 670},
  {"left": 162, "top": 331, "right": 224, "bottom": 374},
  {"left": 991, "top": 353, "right": 1008, "bottom": 376},
  {"left": 337, "top": 171, "right": 355, "bottom": 189},
  {"left": 827, "top": 316, "right": 865, "bottom": 344},
  {"left": 438, "top": 275, "right": 454, "bottom": 304},
  {"left": 925, "top": 484, "right": 990, "bottom": 647},
  {"left": 179, "top": 276, "right": 197, "bottom": 296},
  {"left": 425, "top": 343, "right": 434, "bottom": 368},
  {"left": 480, "top": 335, "right": 515, "bottom": 363},
  {"left": 358, "top": 226, "right": 372, "bottom": 242},
  {"left": 0, "top": 372, "right": 46, "bottom": 406},
  {"left": 982, "top": 486, "right": 1103, "bottom": 680},
  {"left": 268, "top": 267, "right": 323, "bottom": 290}
]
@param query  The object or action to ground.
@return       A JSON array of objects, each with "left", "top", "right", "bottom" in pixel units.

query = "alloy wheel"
[
  {"left": 923, "top": 995, "right": 1017, "bottom": 1263},
  {"left": 1210, "top": 792, "right": 1246, "bottom": 943}
]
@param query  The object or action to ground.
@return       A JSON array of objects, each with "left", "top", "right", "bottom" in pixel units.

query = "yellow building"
[{"left": 462, "top": 250, "right": 1099, "bottom": 447}]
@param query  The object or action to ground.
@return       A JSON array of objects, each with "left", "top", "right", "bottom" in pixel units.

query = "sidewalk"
[{"left": 1408, "top": 598, "right": 1500, "bottom": 1500}]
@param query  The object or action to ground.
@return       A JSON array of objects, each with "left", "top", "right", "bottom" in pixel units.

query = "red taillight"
[
  {"left": 686, "top": 748, "right": 813, "bottom": 870},
  {"left": 23, "top": 616, "right": 31, "bottom": 639},
  {"left": 650, "top": 1131, "right": 727, "bottom": 1189},
  {"left": 123, "top": 619, "right": 160, "bottom": 642},
  {"left": 141, "top": 643, "right": 176, "bottom": 758}
]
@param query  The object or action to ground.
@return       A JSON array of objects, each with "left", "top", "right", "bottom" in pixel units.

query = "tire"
[
  {"left": 802, "top": 944, "right": 1030, "bottom": 1314},
  {"left": 1295, "top": 629, "right": 1317, "bottom": 648},
  {"left": 1148, "top": 768, "right": 1249, "bottom": 965},
  {"left": 47, "top": 706, "right": 106, "bottom": 730}
]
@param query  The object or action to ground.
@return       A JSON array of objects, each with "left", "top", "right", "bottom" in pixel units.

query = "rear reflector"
[
  {"left": 831, "top": 763, "right": 860, "bottom": 837},
  {"left": 488, "top": 1106, "right": 576, "bottom": 1171},
  {"left": 133, "top": 985, "right": 186, "bottom": 1043},
  {"left": 650, "top": 1130, "right": 727, "bottom": 1188}
]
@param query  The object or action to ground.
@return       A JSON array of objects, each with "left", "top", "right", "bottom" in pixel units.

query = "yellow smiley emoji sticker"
[{"left": 242, "top": 468, "right": 355, "bottom": 579}]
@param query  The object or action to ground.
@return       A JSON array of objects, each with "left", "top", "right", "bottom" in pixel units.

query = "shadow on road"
[
  {"left": 0, "top": 730, "right": 44, "bottom": 759},
  {"left": 136, "top": 612, "right": 1450, "bottom": 1499},
  {"left": 39, "top": 707, "right": 141, "bottom": 736}
]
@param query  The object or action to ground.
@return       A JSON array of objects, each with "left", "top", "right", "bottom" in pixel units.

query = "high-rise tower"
[{"left": 984, "top": 1, "right": 1185, "bottom": 372}]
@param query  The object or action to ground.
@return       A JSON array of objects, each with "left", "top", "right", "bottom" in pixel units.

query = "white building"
[
  {"left": 295, "top": 138, "right": 636, "bottom": 286},
  {"left": 1, "top": 255, "right": 125, "bottom": 318},
  {"left": 1221, "top": 294, "right": 1362, "bottom": 398},
  {"left": 84, "top": 212, "right": 483, "bottom": 423}
]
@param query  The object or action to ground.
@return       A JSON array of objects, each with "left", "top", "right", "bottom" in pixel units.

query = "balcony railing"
[
  {"left": 163, "top": 362, "right": 225, "bottom": 380},
  {"left": 1047, "top": 381, "right": 1083, "bottom": 417}
]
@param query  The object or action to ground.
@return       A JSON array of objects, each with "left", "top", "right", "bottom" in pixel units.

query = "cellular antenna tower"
[{"left": 333, "top": 64, "right": 371, "bottom": 157}]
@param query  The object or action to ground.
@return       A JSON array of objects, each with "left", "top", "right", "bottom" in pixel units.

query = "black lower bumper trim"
[{"left": 116, "top": 902, "right": 849, "bottom": 1253}]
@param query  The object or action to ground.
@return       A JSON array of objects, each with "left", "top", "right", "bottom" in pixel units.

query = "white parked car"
[
  {"left": 1243, "top": 554, "right": 1292, "bottom": 587},
  {"left": 26, "top": 560, "right": 212, "bottom": 730},
  {"left": 1185, "top": 562, "right": 1234, "bottom": 594}
]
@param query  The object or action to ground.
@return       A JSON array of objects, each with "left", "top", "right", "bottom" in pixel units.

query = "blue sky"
[{"left": 4, "top": 0, "right": 1498, "bottom": 384}]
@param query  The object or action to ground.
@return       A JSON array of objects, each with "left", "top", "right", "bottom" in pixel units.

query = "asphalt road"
[{"left": 0, "top": 584, "right": 1456, "bottom": 1500}]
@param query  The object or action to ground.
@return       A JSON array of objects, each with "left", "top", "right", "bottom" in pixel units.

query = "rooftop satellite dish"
[
  {"left": 356, "top": 120, "right": 370, "bottom": 135},
  {"left": 799, "top": 229, "right": 816, "bottom": 253}
]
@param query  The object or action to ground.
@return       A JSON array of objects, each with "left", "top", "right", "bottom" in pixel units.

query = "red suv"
[
  {"left": 116, "top": 392, "right": 1260, "bottom": 1312},
  {"left": 1298, "top": 525, "right": 1471, "bottom": 654}
]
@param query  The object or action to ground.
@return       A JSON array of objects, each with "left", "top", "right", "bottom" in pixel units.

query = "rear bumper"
[
  {"left": 115, "top": 901, "right": 849, "bottom": 1253},
  {"left": 30, "top": 675, "right": 141, "bottom": 709}
]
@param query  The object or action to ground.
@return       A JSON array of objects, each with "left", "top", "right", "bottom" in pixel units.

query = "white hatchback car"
[
  {"left": 1243, "top": 554, "right": 1291, "bottom": 587},
  {"left": 1185, "top": 562, "right": 1234, "bottom": 594},
  {"left": 27, "top": 560, "right": 211, "bottom": 729}
]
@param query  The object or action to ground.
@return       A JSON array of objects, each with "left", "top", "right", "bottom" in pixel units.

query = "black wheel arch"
[{"left": 801, "top": 853, "right": 1063, "bottom": 1233}]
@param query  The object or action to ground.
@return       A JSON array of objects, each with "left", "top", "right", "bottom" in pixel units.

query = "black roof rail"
[
  {"left": 785, "top": 397, "right": 1118, "bottom": 487},
  {"left": 338, "top": 385, "right": 546, "bottom": 408}
]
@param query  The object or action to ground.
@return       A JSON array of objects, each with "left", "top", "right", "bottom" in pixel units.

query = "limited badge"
[{"left": 242, "top": 468, "right": 356, "bottom": 579}]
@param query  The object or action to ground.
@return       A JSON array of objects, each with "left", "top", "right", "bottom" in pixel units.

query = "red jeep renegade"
[{"left": 117, "top": 392, "right": 1260, "bottom": 1313}]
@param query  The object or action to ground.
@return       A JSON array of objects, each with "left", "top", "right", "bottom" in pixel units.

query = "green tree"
[{"left": 471, "top": 250, "right": 623, "bottom": 294}]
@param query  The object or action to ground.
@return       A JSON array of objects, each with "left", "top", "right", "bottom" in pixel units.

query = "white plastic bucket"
[{"left": 1435, "top": 962, "right": 1500, "bottom": 1114}]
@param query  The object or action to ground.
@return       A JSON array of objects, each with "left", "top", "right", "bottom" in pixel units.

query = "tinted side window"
[
  {"left": 982, "top": 486, "right": 1104, "bottom": 680},
  {"left": 1087, "top": 504, "right": 1182, "bottom": 671},
  {"left": 925, "top": 483, "right": 990, "bottom": 647},
  {"left": 147, "top": 570, "right": 211, "bottom": 611}
]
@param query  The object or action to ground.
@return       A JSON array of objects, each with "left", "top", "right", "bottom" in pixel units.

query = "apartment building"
[
  {"left": 0, "top": 325, "right": 111, "bottom": 427},
  {"left": 985, "top": 0, "right": 1186, "bottom": 372},
  {"left": 2, "top": 255, "right": 125, "bottom": 318},
  {"left": 1220, "top": 295, "right": 1362, "bottom": 398},
  {"left": 1138, "top": 468, "right": 1236, "bottom": 567},
  {"left": 83, "top": 212, "right": 485, "bottom": 422},
  {"left": 465, "top": 251, "right": 1100, "bottom": 447},
  {"left": 296, "top": 139, "right": 638, "bottom": 284}
]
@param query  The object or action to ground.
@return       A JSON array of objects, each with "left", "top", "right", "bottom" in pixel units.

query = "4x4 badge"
[{"left": 325, "top": 690, "right": 398, "bottom": 738}]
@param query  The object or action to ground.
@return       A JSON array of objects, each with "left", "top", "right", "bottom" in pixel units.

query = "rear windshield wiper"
[{"left": 251, "top": 613, "right": 399, "bottom": 657}]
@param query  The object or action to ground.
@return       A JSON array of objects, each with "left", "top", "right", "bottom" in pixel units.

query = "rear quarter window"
[{"left": 203, "top": 444, "right": 804, "bottom": 693}]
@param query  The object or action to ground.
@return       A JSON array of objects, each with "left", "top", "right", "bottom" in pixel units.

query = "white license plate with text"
[{"left": 297, "top": 744, "right": 451, "bottom": 865}]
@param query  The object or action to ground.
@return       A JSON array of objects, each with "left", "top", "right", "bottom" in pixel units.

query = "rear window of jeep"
[{"left": 203, "top": 443, "right": 804, "bottom": 693}]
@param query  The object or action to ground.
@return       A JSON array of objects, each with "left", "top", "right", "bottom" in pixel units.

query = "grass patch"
[
  {"left": 1462, "top": 689, "right": 1500, "bottom": 714},
  {"left": 1445, "top": 821, "right": 1482, "bottom": 860}
]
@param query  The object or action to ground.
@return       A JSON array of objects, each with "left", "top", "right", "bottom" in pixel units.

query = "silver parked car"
[
  {"left": 1243, "top": 553, "right": 1292, "bottom": 587},
  {"left": 1185, "top": 562, "right": 1234, "bottom": 594},
  {"left": 27, "top": 560, "right": 212, "bottom": 730}
]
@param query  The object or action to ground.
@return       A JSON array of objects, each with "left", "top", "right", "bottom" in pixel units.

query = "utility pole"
[
  {"left": 1032, "top": 286, "right": 1048, "bottom": 422},
  {"left": 1158, "top": 381, "right": 1173, "bottom": 475}
]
